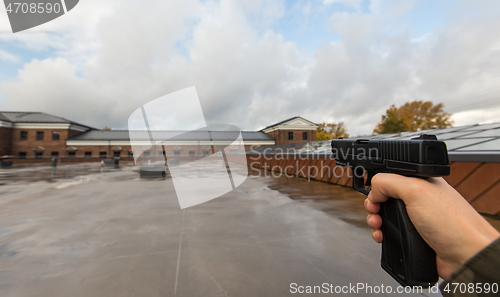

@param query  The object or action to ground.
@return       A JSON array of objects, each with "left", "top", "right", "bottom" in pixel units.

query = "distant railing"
[{"left": 1, "top": 155, "right": 229, "bottom": 165}]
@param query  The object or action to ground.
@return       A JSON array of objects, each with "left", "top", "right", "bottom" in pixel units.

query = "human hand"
[{"left": 364, "top": 174, "right": 500, "bottom": 279}]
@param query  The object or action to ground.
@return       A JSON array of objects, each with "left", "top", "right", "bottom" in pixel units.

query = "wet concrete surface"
[
  {"left": 0, "top": 162, "right": 129, "bottom": 185},
  {"left": 0, "top": 163, "right": 485, "bottom": 296},
  {"left": 257, "top": 171, "right": 369, "bottom": 228}
]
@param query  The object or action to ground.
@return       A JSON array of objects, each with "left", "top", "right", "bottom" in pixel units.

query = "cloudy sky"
[{"left": 0, "top": 0, "right": 499, "bottom": 136}]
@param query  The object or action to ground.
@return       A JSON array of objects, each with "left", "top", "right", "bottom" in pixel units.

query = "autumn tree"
[
  {"left": 374, "top": 101, "right": 452, "bottom": 134},
  {"left": 373, "top": 105, "right": 405, "bottom": 134},
  {"left": 317, "top": 122, "right": 350, "bottom": 140}
]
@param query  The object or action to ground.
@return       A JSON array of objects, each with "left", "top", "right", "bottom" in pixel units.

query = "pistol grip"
[{"left": 379, "top": 198, "right": 438, "bottom": 287}]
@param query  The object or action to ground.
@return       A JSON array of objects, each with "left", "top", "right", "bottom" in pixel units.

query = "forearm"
[{"left": 439, "top": 237, "right": 500, "bottom": 296}]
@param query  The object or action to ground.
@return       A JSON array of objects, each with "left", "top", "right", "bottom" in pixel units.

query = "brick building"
[
  {"left": 260, "top": 116, "right": 318, "bottom": 145},
  {"left": 0, "top": 112, "right": 93, "bottom": 159},
  {"left": 65, "top": 130, "right": 276, "bottom": 159},
  {"left": 0, "top": 112, "right": 315, "bottom": 160}
]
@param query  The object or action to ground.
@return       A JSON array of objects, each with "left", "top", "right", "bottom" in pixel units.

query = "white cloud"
[
  {"left": 0, "top": 48, "right": 19, "bottom": 63},
  {"left": 452, "top": 105, "right": 500, "bottom": 126},
  {"left": 323, "top": 0, "right": 364, "bottom": 11}
]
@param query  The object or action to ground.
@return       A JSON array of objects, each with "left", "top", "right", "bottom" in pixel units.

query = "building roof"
[
  {"left": 0, "top": 111, "right": 95, "bottom": 129},
  {"left": 0, "top": 113, "right": 11, "bottom": 122},
  {"left": 67, "top": 130, "right": 275, "bottom": 142},
  {"left": 68, "top": 130, "right": 130, "bottom": 141},
  {"left": 259, "top": 116, "right": 318, "bottom": 131},
  {"left": 357, "top": 122, "right": 500, "bottom": 151}
]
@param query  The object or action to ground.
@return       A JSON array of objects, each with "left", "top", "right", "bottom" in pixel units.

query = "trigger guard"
[{"left": 353, "top": 174, "right": 370, "bottom": 195}]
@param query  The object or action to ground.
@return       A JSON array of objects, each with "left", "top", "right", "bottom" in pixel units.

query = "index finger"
[{"left": 367, "top": 173, "right": 422, "bottom": 205}]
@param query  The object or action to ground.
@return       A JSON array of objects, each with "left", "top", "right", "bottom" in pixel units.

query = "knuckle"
[{"left": 371, "top": 173, "right": 383, "bottom": 187}]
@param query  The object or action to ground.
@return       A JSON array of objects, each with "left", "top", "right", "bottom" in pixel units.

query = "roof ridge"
[
  {"left": 83, "top": 130, "right": 270, "bottom": 132},
  {"left": 0, "top": 111, "right": 41, "bottom": 113},
  {"left": 259, "top": 116, "right": 318, "bottom": 131}
]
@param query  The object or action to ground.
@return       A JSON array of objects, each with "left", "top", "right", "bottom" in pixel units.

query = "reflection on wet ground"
[
  {"left": 0, "top": 162, "right": 368, "bottom": 229},
  {"left": 1, "top": 162, "right": 498, "bottom": 231},
  {"left": 0, "top": 162, "right": 137, "bottom": 184}
]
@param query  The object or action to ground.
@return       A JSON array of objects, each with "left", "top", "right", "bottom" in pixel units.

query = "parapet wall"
[{"left": 242, "top": 154, "right": 500, "bottom": 217}]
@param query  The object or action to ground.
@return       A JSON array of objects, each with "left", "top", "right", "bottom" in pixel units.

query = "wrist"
[{"left": 461, "top": 226, "right": 500, "bottom": 266}]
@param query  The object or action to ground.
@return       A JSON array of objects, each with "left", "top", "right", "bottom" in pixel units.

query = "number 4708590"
[
  {"left": 5, "top": 2, "right": 61, "bottom": 14},
  {"left": 443, "top": 283, "right": 498, "bottom": 294}
]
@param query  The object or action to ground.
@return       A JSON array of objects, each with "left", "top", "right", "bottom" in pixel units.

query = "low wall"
[
  {"left": 6, "top": 156, "right": 224, "bottom": 165},
  {"left": 7, "top": 157, "right": 135, "bottom": 164},
  {"left": 243, "top": 154, "right": 500, "bottom": 217}
]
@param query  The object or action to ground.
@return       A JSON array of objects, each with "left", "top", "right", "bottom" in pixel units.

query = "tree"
[
  {"left": 317, "top": 122, "right": 350, "bottom": 140},
  {"left": 373, "top": 104, "right": 405, "bottom": 134},
  {"left": 102, "top": 126, "right": 112, "bottom": 130},
  {"left": 374, "top": 101, "right": 452, "bottom": 134}
]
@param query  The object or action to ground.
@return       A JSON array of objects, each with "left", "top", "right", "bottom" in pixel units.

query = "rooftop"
[
  {"left": 358, "top": 122, "right": 500, "bottom": 151},
  {"left": 259, "top": 116, "right": 318, "bottom": 131},
  {"left": 68, "top": 130, "right": 275, "bottom": 142},
  {"left": 0, "top": 111, "right": 95, "bottom": 129},
  {"left": 0, "top": 162, "right": 428, "bottom": 296}
]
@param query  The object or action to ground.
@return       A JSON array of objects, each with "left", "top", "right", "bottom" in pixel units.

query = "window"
[
  {"left": 288, "top": 132, "right": 294, "bottom": 140},
  {"left": 36, "top": 131, "right": 44, "bottom": 141},
  {"left": 99, "top": 152, "right": 107, "bottom": 158},
  {"left": 113, "top": 151, "right": 120, "bottom": 158},
  {"left": 20, "top": 131, "right": 27, "bottom": 141},
  {"left": 52, "top": 131, "right": 60, "bottom": 141},
  {"left": 18, "top": 152, "right": 26, "bottom": 159},
  {"left": 51, "top": 152, "right": 59, "bottom": 157},
  {"left": 189, "top": 151, "right": 195, "bottom": 157},
  {"left": 68, "top": 152, "right": 76, "bottom": 158},
  {"left": 174, "top": 151, "right": 180, "bottom": 157},
  {"left": 143, "top": 151, "right": 150, "bottom": 157},
  {"left": 303, "top": 132, "right": 308, "bottom": 140},
  {"left": 85, "top": 152, "right": 92, "bottom": 158},
  {"left": 35, "top": 152, "right": 43, "bottom": 158},
  {"left": 203, "top": 151, "right": 210, "bottom": 157}
]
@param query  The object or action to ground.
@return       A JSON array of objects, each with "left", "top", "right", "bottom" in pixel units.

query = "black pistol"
[{"left": 331, "top": 134, "right": 450, "bottom": 287}]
